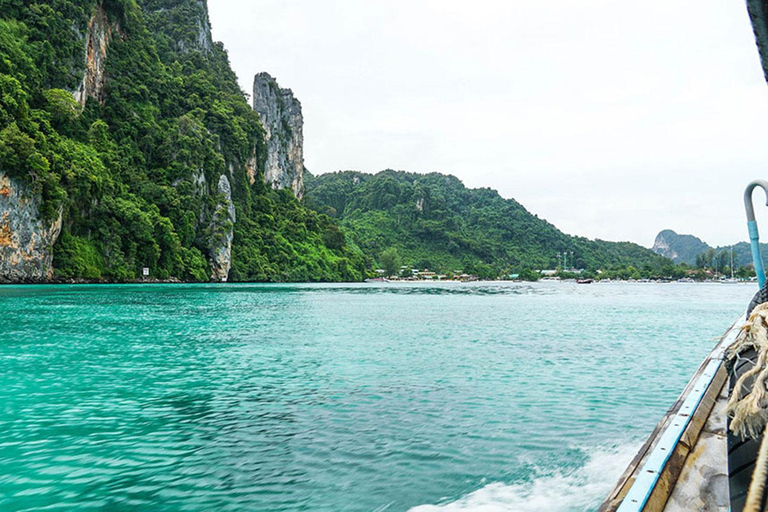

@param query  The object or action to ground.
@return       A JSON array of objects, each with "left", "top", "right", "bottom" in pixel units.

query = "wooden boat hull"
[{"left": 599, "top": 318, "right": 745, "bottom": 511}]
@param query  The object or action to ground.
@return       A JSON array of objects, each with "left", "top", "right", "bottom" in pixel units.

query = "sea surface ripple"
[{"left": 0, "top": 282, "right": 755, "bottom": 511}]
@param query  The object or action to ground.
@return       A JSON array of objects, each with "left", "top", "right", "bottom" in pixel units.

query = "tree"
[
  {"left": 379, "top": 247, "right": 400, "bottom": 277},
  {"left": 322, "top": 224, "right": 345, "bottom": 250},
  {"left": 716, "top": 251, "right": 729, "bottom": 275}
]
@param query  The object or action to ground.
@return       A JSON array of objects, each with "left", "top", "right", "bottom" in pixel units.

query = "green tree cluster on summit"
[
  {"left": 305, "top": 170, "right": 673, "bottom": 279},
  {"left": 0, "top": 0, "right": 365, "bottom": 281}
]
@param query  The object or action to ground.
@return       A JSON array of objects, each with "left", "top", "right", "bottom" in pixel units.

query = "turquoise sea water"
[{"left": 0, "top": 282, "right": 757, "bottom": 511}]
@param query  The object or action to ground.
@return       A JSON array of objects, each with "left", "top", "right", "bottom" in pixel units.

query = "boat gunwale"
[{"left": 599, "top": 315, "right": 746, "bottom": 511}]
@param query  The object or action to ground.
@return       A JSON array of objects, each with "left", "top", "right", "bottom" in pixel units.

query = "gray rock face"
[
  {"left": 652, "top": 231, "right": 678, "bottom": 261},
  {"left": 73, "top": 5, "right": 114, "bottom": 107},
  {"left": 0, "top": 172, "right": 62, "bottom": 283},
  {"left": 209, "top": 174, "right": 236, "bottom": 281},
  {"left": 191, "top": 0, "right": 214, "bottom": 53},
  {"left": 180, "top": 0, "right": 214, "bottom": 54},
  {"left": 252, "top": 72, "right": 304, "bottom": 199},
  {"left": 138, "top": 0, "right": 213, "bottom": 55},
  {"left": 652, "top": 229, "right": 710, "bottom": 264}
]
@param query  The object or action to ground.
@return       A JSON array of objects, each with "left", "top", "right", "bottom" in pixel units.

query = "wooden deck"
[{"left": 663, "top": 374, "right": 729, "bottom": 511}]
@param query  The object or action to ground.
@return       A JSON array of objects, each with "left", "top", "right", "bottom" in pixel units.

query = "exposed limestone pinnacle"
[
  {"left": 209, "top": 174, "right": 236, "bottom": 282},
  {"left": 651, "top": 231, "right": 678, "bottom": 262},
  {"left": 73, "top": 4, "right": 113, "bottom": 107},
  {"left": 252, "top": 72, "right": 305, "bottom": 200}
]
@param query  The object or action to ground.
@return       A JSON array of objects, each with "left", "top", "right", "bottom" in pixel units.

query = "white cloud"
[{"left": 208, "top": 0, "right": 768, "bottom": 247}]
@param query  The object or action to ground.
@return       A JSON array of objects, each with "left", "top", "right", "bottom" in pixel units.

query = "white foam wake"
[{"left": 409, "top": 444, "right": 640, "bottom": 512}]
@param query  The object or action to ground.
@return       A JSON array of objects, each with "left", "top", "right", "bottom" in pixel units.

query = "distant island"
[{"left": 652, "top": 229, "right": 767, "bottom": 270}]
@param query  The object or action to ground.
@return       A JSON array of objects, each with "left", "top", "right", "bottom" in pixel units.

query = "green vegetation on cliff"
[
  {"left": 0, "top": 0, "right": 365, "bottom": 282},
  {"left": 306, "top": 170, "right": 673, "bottom": 279}
]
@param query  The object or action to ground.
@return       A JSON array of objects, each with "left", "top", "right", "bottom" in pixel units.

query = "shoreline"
[{"left": 0, "top": 278, "right": 756, "bottom": 286}]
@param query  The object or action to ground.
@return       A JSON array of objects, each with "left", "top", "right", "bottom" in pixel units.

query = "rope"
[
  {"left": 728, "top": 304, "right": 768, "bottom": 439},
  {"left": 745, "top": 422, "right": 768, "bottom": 512},
  {"left": 727, "top": 303, "right": 768, "bottom": 510}
]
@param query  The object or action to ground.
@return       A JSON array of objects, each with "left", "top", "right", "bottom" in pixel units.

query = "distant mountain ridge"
[{"left": 652, "top": 229, "right": 768, "bottom": 268}]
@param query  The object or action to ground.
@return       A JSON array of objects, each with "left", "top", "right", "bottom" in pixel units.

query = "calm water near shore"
[{"left": 0, "top": 282, "right": 757, "bottom": 511}]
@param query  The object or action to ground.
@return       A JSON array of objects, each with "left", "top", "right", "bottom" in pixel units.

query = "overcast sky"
[{"left": 208, "top": 0, "right": 768, "bottom": 248}]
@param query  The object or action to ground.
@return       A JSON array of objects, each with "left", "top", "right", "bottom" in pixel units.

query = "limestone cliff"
[
  {"left": 651, "top": 230, "right": 710, "bottom": 264},
  {"left": 0, "top": 172, "right": 62, "bottom": 283},
  {"left": 0, "top": 0, "right": 364, "bottom": 284},
  {"left": 139, "top": 0, "right": 213, "bottom": 55},
  {"left": 0, "top": 3, "right": 106, "bottom": 283},
  {"left": 73, "top": 4, "right": 116, "bottom": 107},
  {"left": 209, "top": 174, "right": 236, "bottom": 281},
  {"left": 252, "top": 72, "right": 305, "bottom": 199}
]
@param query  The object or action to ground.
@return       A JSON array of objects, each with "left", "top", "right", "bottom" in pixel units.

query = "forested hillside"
[
  {"left": 0, "top": 0, "right": 365, "bottom": 282},
  {"left": 305, "top": 170, "right": 672, "bottom": 278}
]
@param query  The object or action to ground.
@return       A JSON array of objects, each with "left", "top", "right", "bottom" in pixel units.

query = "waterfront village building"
[
  {"left": 382, "top": 267, "right": 473, "bottom": 281},
  {"left": 539, "top": 269, "right": 584, "bottom": 276}
]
